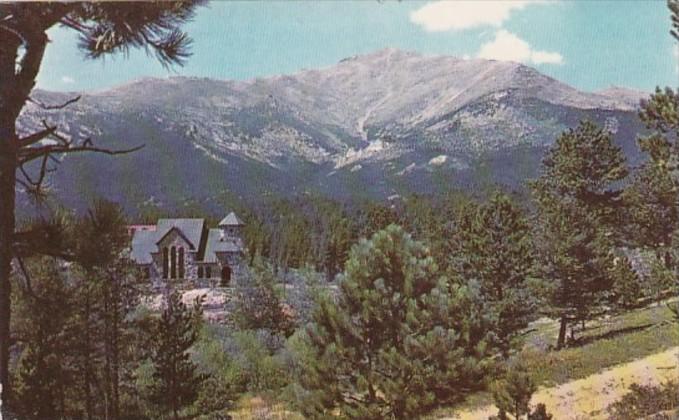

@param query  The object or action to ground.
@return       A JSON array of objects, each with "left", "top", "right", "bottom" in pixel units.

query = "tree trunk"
[
  {"left": 0, "top": 30, "right": 21, "bottom": 408},
  {"left": 556, "top": 315, "right": 568, "bottom": 350},
  {"left": 0, "top": 27, "right": 50, "bottom": 407},
  {"left": 83, "top": 285, "right": 95, "bottom": 420},
  {"left": 111, "top": 283, "right": 120, "bottom": 420},
  {"left": 0, "top": 124, "right": 16, "bottom": 407}
]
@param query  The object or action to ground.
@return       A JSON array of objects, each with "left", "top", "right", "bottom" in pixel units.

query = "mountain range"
[{"left": 18, "top": 48, "right": 649, "bottom": 215}]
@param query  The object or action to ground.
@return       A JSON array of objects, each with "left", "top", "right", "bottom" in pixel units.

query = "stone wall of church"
[
  {"left": 142, "top": 228, "right": 247, "bottom": 289},
  {"left": 151, "top": 230, "right": 200, "bottom": 282},
  {"left": 215, "top": 252, "right": 246, "bottom": 286}
]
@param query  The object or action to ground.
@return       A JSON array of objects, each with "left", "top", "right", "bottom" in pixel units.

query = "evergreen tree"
[
  {"left": 0, "top": 2, "right": 206, "bottom": 401},
  {"left": 73, "top": 200, "right": 139, "bottom": 419},
  {"left": 490, "top": 363, "right": 554, "bottom": 420},
  {"left": 148, "top": 292, "right": 206, "bottom": 420},
  {"left": 359, "top": 201, "right": 399, "bottom": 238},
  {"left": 457, "top": 192, "right": 536, "bottom": 357},
  {"left": 528, "top": 404, "right": 553, "bottom": 420},
  {"left": 294, "top": 225, "right": 493, "bottom": 419},
  {"left": 609, "top": 255, "right": 642, "bottom": 309},
  {"left": 232, "top": 264, "right": 295, "bottom": 337},
  {"left": 625, "top": 87, "right": 679, "bottom": 276},
  {"left": 12, "top": 258, "right": 74, "bottom": 419},
  {"left": 491, "top": 363, "right": 536, "bottom": 420},
  {"left": 623, "top": 163, "right": 678, "bottom": 252},
  {"left": 531, "top": 121, "right": 627, "bottom": 349},
  {"left": 671, "top": 0, "right": 679, "bottom": 41}
]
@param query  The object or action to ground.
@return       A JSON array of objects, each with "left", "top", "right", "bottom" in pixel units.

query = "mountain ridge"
[{"left": 19, "top": 49, "right": 648, "bottom": 215}]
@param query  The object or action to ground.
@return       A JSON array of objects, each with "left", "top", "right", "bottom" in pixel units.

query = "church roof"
[
  {"left": 203, "top": 229, "right": 243, "bottom": 263},
  {"left": 218, "top": 212, "right": 244, "bottom": 227},
  {"left": 130, "top": 230, "right": 157, "bottom": 264},
  {"left": 130, "top": 218, "right": 205, "bottom": 264},
  {"left": 156, "top": 219, "right": 205, "bottom": 247}
]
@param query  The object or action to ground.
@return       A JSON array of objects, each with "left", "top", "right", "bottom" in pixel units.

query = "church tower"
[{"left": 218, "top": 211, "right": 245, "bottom": 246}]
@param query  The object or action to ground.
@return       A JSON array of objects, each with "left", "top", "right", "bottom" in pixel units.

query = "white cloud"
[
  {"left": 61, "top": 76, "right": 75, "bottom": 84},
  {"left": 477, "top": 29, "right": 563, "bottom": 65},
  {"left": 531, "top": 50, "right": 564, "bottom": 65},
  {"left": 410, "top": 0, "right": 548, "bottom": 32}
]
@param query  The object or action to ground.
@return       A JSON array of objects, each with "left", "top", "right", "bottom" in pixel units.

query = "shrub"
[
  {"left": 607, "top": 381, "right": 679, "bottom": 420},
  {"left": 491, "top": 363, "right": 536, "bottom": 420}
]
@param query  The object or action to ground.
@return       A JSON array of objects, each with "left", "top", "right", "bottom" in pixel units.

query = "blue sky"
[{"left": 37, "top": 0, "right": 678, "bottom": 93}]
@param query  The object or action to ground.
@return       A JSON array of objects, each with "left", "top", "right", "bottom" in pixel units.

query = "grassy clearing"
[
  {"left": 522, "top": 305, "right": 678, "bottom": 387},
  {"left": 225, "top": 303, "right": 678, "bottom": 419},
  {"left": 429, "top": 302, "right": 679, "bottom": 418},
  {"left": 228, "top": 394, "right": 304, "bottom": 420}
]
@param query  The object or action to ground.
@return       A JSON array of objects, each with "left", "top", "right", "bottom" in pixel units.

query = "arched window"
[
  {"left": 178, "top": 247, "right": 185, "bottom": 278},
  {"left": 198, "top": 266, "right": 204, "bottom": 279},
  {"left": 205, "top": 266, "right": 212, "bottom": 279},
  {"left": 162, "top": 247, "right": 169, "bottom": 279},
  {"left": 170, "top": 246, "right": 177, "bottom": 279}
]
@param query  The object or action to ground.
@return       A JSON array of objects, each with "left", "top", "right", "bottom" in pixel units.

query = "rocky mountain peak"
[{"left": 19, "top": 49, "right": 648, "bottom": 213}]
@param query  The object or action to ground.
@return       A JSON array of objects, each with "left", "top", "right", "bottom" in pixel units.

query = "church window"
[
  {"left": 178, "top": 247, "right": 185, "bottom": 278},
  {"left": 205, "top": 266, "right": 212, "bottom": 278},
  {"left": 198, "top": 266, "right": 204, "bottom": 278},
  {"left": 170, "top": 246, "right": 177, "bottom": 279},
  {"left": 162, "top": 247, "right": 169, "bottom": 278}
]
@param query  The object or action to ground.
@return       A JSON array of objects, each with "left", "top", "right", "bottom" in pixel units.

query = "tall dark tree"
[
  {"left": 0, "top": 1, "right": 205, "bottom": 402},
  {"left": 625, "top": 86, "right": 679, "bottom": 268},
  {"left": 457, "top": 192, "right": 536, "bottom": 357},
  {"left": 294, "top": 225, "right": 493, "bottom": 419},
  {"left": 148, "top": 292, "right": 206, "bottom": 420},
  {"left": 531, "top": 121, "right": 628, "bottom": 349},
  {"left": 72, "top": 201, "right": 140, "bottom": 419},
  {"left": 12, "top": 258, "right": 74, "bottom": 419},
  {"left": 609, "top": 255, "right": 642, "bottom": 309}
]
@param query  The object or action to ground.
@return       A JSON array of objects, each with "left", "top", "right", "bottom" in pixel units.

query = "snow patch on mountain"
[{"left": 429, "top": 155, "right": 448, "bottom": 166}]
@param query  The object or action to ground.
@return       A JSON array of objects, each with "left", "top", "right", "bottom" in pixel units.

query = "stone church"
[{"left": 129, "top": 212, "right": 245, "bottom": 287}]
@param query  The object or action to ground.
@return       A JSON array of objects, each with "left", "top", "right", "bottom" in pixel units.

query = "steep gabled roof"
[
  {"left": 203, "top": 229, "right": 243, "bottom": 263},
  {"left": 156, "top": 219, "right": 205, "bottom": 248},
  {"left": 155, "top": 226, "right": 196, "bottom": 249},
  {"left": 218, "top": 212, "right": 244, "bottom": 227}
]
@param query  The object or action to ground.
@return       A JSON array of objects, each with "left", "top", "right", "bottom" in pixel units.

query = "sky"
[{"left": 36, "top": 0, "right": 679, "bottom": 93}]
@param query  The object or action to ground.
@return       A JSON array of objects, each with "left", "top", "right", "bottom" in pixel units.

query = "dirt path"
[{"left": 443, "top": 346, "right": 679, "bottom": 420}]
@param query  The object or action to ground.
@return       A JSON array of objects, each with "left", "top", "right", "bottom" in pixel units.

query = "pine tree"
[
  {"left": 528, "top": 404, "right": 553, "bottom": 420},
  {"left": 491, "top": 362, "right": 536, "bottom": 420},
  {"left": 13, "top": 258, "right": 74, "bottom": 419},
  {"left": 490, "top": 363, "right": 554, "bottom": 420},
  {"left": 147, "top": 292, "right": 206, "bottom": 420},
  {"left": 232, "top": 263, "right": 295, "bottom": 337},
  {"left": 609, "top": 255, "right": 642, "bottom": 309},
  {"left": 294, "top": 225, "right": 493, "bottom": 419},
  {"left": 457, "top": 192, "right": 536, "bottom": 357},
  {"left": 531, "top": 121, "right": 627, "bottom": 349},
  {"left": 0, "top": 2, "right": 206, "bottom": 402},
  {"left": 625, "top": 87, "right": 679, "bottom": 274},
  {"left": 359, "top": 202, "right": 399, "bottom": 238},
  {"left": 623, "top": 163, "right": 678, "bottom": 252},
  {"left": 73, "top": 200, "right": 138, "bottom": 419}
]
